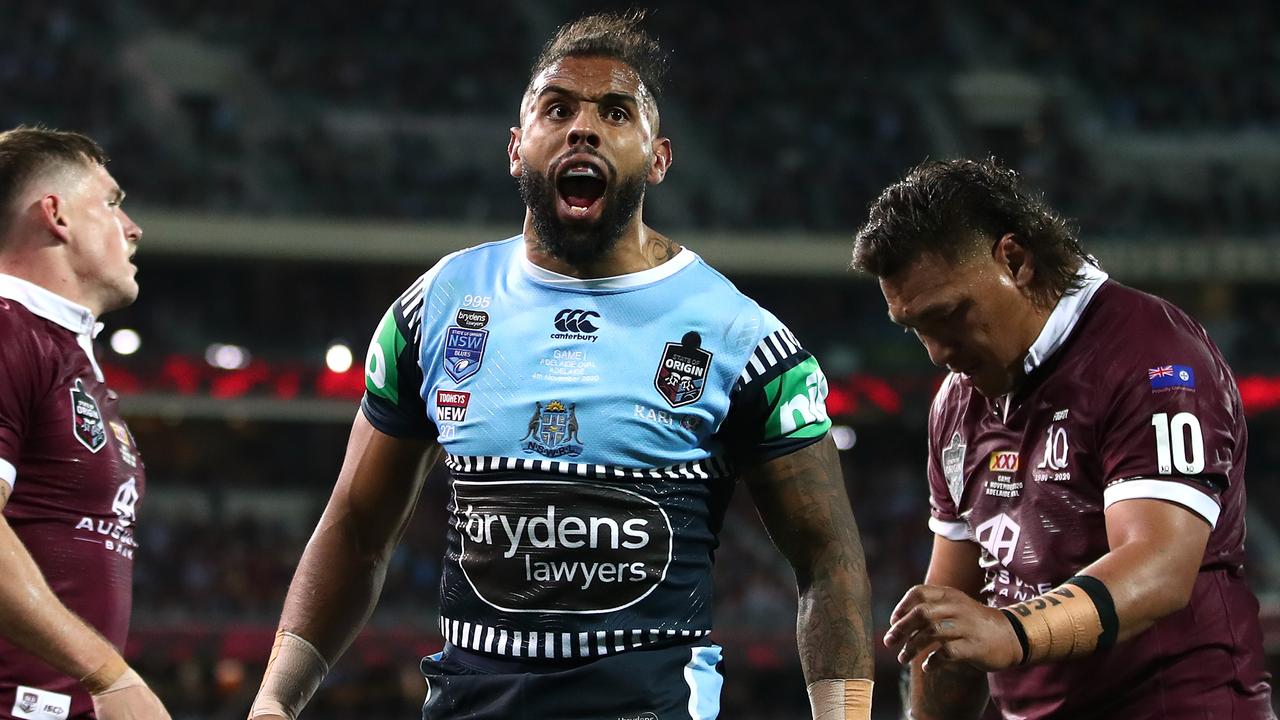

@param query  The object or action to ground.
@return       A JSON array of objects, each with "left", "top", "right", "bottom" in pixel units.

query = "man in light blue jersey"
[{"left": 249, "top": 11, "right": 873, "bottom": 720}]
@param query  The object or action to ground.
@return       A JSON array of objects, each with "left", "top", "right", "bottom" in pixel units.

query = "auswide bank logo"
[{"left": 454, "top": 479, "right": 673, "bottom": 613}]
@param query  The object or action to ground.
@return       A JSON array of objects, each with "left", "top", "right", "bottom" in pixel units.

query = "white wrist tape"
[
  {"left": 249, "top": 631, "right": 330, "bottom": 720},
  {"left": 807, "top": 678, "right": 874, "bottom": 720}
]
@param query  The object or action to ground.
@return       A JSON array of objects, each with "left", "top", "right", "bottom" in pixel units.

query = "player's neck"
[
  {"left": 0, "top": 250, "right": 102, "bottom": 317},
  {"left": 522, "top": 213, "right": 681, "bottom": 279},
  {"left": 1001, "top": 299, "right": 1058, "bottom": 398}
]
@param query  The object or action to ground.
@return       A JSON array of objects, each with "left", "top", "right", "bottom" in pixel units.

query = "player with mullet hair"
[
  {"left": 0, "top": 127, "right": 169, "bottom": 719},
  {"left": 855, "top": 158, "right": 1273, "bottom": 719},
  {"left": 249, "top": 12, "right": 874, "bottom": 720}
]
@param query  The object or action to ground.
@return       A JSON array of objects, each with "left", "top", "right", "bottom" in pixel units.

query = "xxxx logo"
[{"left": 989, "top": 451, "right": 1020, "bottom": 472}]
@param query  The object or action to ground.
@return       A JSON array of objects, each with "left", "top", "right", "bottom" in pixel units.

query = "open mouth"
[{"left": 556, "top": 160, "right": 608, "bottom": 216}]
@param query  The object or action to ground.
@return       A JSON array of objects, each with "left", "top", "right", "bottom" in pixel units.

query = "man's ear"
[
  {"left": 38, "top": 194, "right": 72, "bottom": 243},
  {"left": 647, "top": 137, "right": 672, "bottom": 185},
  {"left": 993, "top": 232, "right": 1035, "bottom": 290},
  {"left": 508, "top": 127, "right": 523, "bottom": 178}
]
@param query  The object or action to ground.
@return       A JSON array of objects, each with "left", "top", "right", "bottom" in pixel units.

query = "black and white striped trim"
[
  {"left": 443, "top": 454, "right": 734, "bottom": 480},
  {"left": 439, "top": 617, "right": 710, "bottom": 659},
  {"left": 737, "top": 328, "right": 803, "bottom": 388},
  {"left": 398, "top": 274, "right": 428, "bottom": 343}
]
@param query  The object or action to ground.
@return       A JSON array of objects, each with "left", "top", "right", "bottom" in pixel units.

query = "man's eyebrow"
[
  {"left": 891, "top": 301, "right": 956, "bottom": 327},
  {"left": 110, "top": 187, "right": 125, "bottom": 202},
  {"left": 535, "top": 85, "right": 639, "bottom": 107}
]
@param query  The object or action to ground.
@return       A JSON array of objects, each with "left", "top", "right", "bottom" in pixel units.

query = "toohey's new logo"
[{"left": 454, "top": 480, "right": 673, "bottom": 613}]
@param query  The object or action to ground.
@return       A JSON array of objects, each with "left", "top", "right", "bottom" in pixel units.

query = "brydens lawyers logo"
[
  {"left": 455, "top": 308, "right": 489, "bottom": 330},
  {"left": 435, "top": 389, "right": 470, "bottom": 422},
  {"left": 989, "top": 451, "right": 1020, "bottom": 472},
  {"left": 455, "top": 479, "right": 673, "bottom": 613},
  {"left": 552, "top": 309, "right": 600, "bottom": 342},
  {"left": 654, "top": 331, "right": 711, "bottom": 408},
  {"left": 69, "top": 379, "right": 107, "bottom": 453}
]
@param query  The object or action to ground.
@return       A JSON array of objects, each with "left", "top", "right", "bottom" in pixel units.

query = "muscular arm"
[
  {"left": 1080, "top": 498, "right": 1210, "bottom": 642},
  {"left": 887, "top": 500, "right": 1212, "bottom": 679},
  {"left": 276, "top": 412, "right": 439, "bottom": 661},
  {"left": 906, "top": 536, "right": 988, "bottom": 720},
  {"left": 741, "top": 435, "right": 874, "bottom": 683},
  {"left": 0, "top": 482, "right": 169, "bottom": 717},
  {"left": 0, "top": 481, "right": 122, "bottom": 677}
]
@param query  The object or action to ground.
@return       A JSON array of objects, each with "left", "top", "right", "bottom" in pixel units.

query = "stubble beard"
[{"left": 518, "top": 165, "right": 647, "bottom": 267}]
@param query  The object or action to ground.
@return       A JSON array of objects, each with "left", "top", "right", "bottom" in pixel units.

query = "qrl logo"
[
  {"left": 989, "top": 451, "right": 1020, "bottom": 472},
  {"left": 554, "top": 309, "right": 600, "bottom": 334}
]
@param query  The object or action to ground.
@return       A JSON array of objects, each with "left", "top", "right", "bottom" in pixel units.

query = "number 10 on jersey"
[{"left": 1151, "top": 412, "right": 1205, "bottom": 475}]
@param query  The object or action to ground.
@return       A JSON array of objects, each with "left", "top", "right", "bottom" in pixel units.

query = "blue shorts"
[{"left": 420, "top": 640, "right": 724, "bottom": 720}]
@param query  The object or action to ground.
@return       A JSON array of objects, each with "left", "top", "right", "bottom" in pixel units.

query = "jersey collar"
[
  {"left": 1022, "top": 262, "right": 1109, "bottom": 375},
  {"left": 520, "top": 243, "right": 698, "bottom": 291},
  {"left": 0, "top": 273, "right": 99, "bottom": 336}
]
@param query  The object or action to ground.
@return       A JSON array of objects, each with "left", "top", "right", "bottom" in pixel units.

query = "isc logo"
[{"left": 988, "top": 451, "right": 1020, "bottom": 472}]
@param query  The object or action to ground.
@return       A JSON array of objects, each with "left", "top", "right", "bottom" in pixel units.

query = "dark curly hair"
[
  {"left": 852, "top": 157, "right": 1095, "bottom": 308},
  {"left": 524, "top": 10, "right": 670, "bottom": 120}
]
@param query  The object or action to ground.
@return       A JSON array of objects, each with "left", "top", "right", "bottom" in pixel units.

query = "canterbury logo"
[{"left": 554, "top": 309, "right": 600, "bottom": 334}]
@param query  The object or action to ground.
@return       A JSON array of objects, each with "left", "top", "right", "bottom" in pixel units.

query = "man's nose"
[{"left": 567, "top": 111, "right": 602, "bottom": 148}]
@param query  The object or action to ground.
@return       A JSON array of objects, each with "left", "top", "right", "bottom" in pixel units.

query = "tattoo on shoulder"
[{"left": 648, "top": 234, "right": 682, "bottom": 264}]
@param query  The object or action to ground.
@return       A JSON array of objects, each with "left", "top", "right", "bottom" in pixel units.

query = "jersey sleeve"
[
  {"left": 719, "top": 312, "right": 831, "bottom": 463},
  {"left": 1097, "top": 317, "right": 1239, "bottom": 528},
  {"left": 360, "top": 276, "right": 435, "bottom": 439},
  {"left": 0, "top": 311, "right": 46, "bottom": 490},
  {"left": 926, "top": 374, "right": 970, "bottom": 540}
]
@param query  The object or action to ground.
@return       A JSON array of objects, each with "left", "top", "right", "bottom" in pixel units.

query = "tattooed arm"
[
  {"left": 903, "top": 535, "right": 989, "bottom": 720},
  {"left": 741, "top": 434, "right": 874, "bottom": 684}
]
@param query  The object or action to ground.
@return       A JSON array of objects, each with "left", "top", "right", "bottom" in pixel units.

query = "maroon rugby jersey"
[
  {"left": 927, "top": 266, "right": 1272, "bottom": 719},
  {"left": 0, "top": 275, "right": 145, "bottom": 720}
]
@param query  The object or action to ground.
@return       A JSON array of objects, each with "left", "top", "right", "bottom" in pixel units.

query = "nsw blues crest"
[
  {"left": 443, "top": 326, "right": 488, "bottom": 383},
  {"left": 520, "top": 400, "right": 584, "bottom": 458}
]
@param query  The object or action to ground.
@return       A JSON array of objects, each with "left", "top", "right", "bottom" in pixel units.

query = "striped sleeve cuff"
[
  {"left": 0, "top": 457, "right": 14, "bottom": 490},
  {"left": 1103, "top": 478, "right": 1221, "bottom": 528},
  {"left": 928, "top": 516, "right": 971, "bottom": 541}
]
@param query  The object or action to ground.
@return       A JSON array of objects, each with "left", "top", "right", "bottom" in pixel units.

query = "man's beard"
[{"left": 518, "top": 163, "right": 646, "bottom": 267}]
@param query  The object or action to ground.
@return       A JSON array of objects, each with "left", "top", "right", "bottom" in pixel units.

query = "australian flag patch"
[{"left": 1148, "top": 364, "right": 1195, "bottom": 390}]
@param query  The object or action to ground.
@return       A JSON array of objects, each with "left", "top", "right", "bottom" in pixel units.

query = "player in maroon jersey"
[
  {"left": 0, "top": 127, "right": 169, "bottom": 719},
  {"left": 854, "top": 158, "right": 1273, "bottom": 719}
]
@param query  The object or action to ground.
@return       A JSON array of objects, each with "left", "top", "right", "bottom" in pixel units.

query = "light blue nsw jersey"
[{"left": 362, "top": 236, "right": 830, "bottom": 660}]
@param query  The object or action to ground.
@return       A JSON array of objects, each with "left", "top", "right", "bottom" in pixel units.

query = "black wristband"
[
  {"left": 1064, "top": 575, "right": 1119, "bottom": 649},
  {"left": 999, "top": 608, "right": 1031, "bottom": 665}
]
